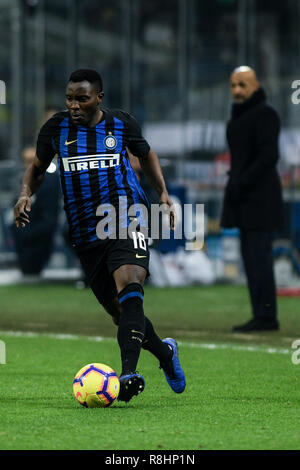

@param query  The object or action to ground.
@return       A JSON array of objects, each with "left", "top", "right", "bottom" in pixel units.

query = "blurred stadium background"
[{"left": 0, "top": 0, "right": 300, "bottom": 290}]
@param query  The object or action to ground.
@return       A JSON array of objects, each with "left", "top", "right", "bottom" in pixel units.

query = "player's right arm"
[
  {"left": 14, "top": 156, "right": 50, "bottom": 228},
  {"left": 14, "top": 115, "right": 57, "bottom": 228}
]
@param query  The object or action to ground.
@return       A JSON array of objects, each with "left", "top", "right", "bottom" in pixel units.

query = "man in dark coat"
[{"left": 221, "top": 66, "right": 284, "bottom": 332}]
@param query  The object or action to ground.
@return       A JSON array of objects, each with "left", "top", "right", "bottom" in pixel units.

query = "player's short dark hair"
[{"left": 68, "top": 69, "right": 103, "bottom": 92}]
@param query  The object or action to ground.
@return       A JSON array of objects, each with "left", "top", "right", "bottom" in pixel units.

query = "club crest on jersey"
[{"left": 104, "top": 134, "right": 117, "bottom": 150}]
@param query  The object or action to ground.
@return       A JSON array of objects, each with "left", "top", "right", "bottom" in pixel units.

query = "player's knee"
[
  {"left": 114, "top": 265, "right": 146, "bottom": 292},
  {"left": 118, "top": 282, "right": 144, "bottom": 306}
]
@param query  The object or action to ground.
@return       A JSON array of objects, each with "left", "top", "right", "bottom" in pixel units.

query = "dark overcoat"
[{"left": 221, "top": 87, "right": 284, "bottom": 230}]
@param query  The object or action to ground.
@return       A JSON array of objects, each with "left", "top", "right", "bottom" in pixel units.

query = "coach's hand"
[
  {"left": 160, "top": 192, "right": 177, "bottom": 231},
  {"left": 14, "top": 196, "right": 32, "bottom": 228}
]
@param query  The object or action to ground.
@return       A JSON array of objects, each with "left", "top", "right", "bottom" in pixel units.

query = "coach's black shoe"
[
  {"left": 232, "top": 318, "right": 279, "bottom": 332},
  {"left": 118, "top": 372, "right": 145, "bottom": 403}
]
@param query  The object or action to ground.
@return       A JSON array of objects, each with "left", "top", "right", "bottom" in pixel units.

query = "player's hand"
[
  {"left": 14, "top": 196, "right": 32, "bottom": 228},
  {"left": 159, "top": 192, "right": 177, "bottom": 231}
]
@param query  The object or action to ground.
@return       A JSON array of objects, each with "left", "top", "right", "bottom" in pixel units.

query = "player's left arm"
[
  {"left": 125, "top": 111, "right": 176, "bottom": 230},
  {"left": 138, "top": 148, "right": 177, "bottom": 231}
]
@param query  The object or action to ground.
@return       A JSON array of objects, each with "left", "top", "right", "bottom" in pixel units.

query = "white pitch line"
[
  {"left": 179, "top": 340, "right": 290, "bottom": 355},
  {"left": 0, "top": 330, "right": 291, "bottom": 356}
]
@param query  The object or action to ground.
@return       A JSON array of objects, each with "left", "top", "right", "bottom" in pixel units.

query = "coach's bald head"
[{"left": 230, "top": 66, "right": 260, "bottom": 103}]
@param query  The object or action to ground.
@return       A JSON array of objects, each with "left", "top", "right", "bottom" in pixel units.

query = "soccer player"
[{"left": 14, "top": 69, "right": 185, "bottom": 403}]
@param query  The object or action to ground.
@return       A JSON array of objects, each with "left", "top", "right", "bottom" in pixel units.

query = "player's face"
[
  {"left": 230, "top": 72, "right": 258, "bottom": 103},
  {"left": 66, "top": 81, "right": 104, "bottom": 126}
]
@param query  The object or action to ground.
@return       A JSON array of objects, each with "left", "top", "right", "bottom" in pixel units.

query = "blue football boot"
[
  {"left": 118, "top": 372, "right": 145, "bottom": 403},
  {"left": 160, "top": 338, "right": 186, "bottom": 393}
]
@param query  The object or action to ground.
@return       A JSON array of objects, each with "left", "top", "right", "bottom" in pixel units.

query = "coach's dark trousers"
[{"left": 240, "top": 230, "right": 277, "bottom": 321}]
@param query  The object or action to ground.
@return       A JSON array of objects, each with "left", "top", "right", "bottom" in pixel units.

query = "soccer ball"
[{"left": 73, "top": 363, "right": 120, "bottom": 408}]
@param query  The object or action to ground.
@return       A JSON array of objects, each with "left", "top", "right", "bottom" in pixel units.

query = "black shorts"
[{"left": 76, "top": 234, "right": 150, "bottom": 305}]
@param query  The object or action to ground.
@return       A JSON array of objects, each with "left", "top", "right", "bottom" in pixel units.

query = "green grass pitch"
[{"left": 0, "top": 284, "right": 299, "bottom": 450}]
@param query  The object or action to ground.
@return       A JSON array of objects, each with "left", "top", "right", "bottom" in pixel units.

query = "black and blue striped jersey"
[{"left": 36, "top": 108, "right": 150, "bottom": 249}]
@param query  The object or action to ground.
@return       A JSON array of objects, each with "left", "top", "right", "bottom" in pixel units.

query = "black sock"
[
  {"left": 142, "top": 316, "right": 173, "bottom": 363},
  {"left": 117, "top": 283, "right": 145, "bottom": 376}
]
